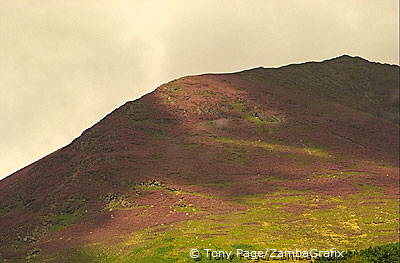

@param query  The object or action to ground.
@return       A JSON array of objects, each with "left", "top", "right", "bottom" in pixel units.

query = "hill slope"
[{"left": 0, "top": 55, "right": 399, "bottom": 262}]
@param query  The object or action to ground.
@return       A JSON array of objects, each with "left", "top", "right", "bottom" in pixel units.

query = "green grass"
[
  {"left": 172, "top": 189, "right": 214, "bottom": 199},
  {"left": 135, "top": 185, "right": 163, "bottom": 191},
  {"left": 315, "top": 242, "right": 400, "bottom": 262},
  {"left": 174, "top": 204, "right": 202, "bottom": 214},
  {"left": 230, "top": 101, "right": 282, "bottom": 137},
  {"left": 131, "top": 180, "right": 165, "bottom": 192},
  {"left": 202, "top": 180, "right": 235, "bottom": 188},
  {"left": 47, "top": 213, "right": 81, "bottom": 233},
  {"left": 214, "top": 142, "right": 250, "bottom": 166},
  {"left": 216, "top": 136, "right": 332, "bottom": 159},
  {"left": 35, "top": 186, "right": 399, "bottom": 262},
  {"left": 33, "top": 247, "right": 119, "bottom": 263}
]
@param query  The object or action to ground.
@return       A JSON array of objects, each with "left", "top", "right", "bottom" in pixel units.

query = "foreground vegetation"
[
  {"left": 316, "top": 242, "right": 399, "bottom": 263},
  {"left": 32, "top": 186, "right": 398, "bottom": 263}
]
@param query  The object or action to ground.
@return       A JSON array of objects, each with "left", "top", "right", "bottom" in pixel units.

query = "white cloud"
[{"left": 0, "top": 0, "right": 398, "bottom": 179}]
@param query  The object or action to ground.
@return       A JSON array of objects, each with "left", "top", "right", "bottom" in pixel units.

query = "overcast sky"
[{"left": 1, "top": 0, "right": 399, "bottom": 180}]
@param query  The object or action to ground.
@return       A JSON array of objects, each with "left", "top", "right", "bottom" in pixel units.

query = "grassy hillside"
[{"left": 0, "top": 56, "right": 398, "bottom": 262}]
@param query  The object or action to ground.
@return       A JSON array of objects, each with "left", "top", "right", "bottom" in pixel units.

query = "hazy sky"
[{"left": 1, "top": 0, "right": 399, "bottom": 179}]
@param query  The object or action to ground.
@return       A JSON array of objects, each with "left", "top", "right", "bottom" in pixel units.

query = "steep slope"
[{"left": 0, "top": 55, "right": 399, "bottom": 262}]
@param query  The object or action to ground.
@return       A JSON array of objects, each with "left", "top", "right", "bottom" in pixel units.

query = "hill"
[{"left": 0, "top": 55, "right": 399, "bottom": 262}]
